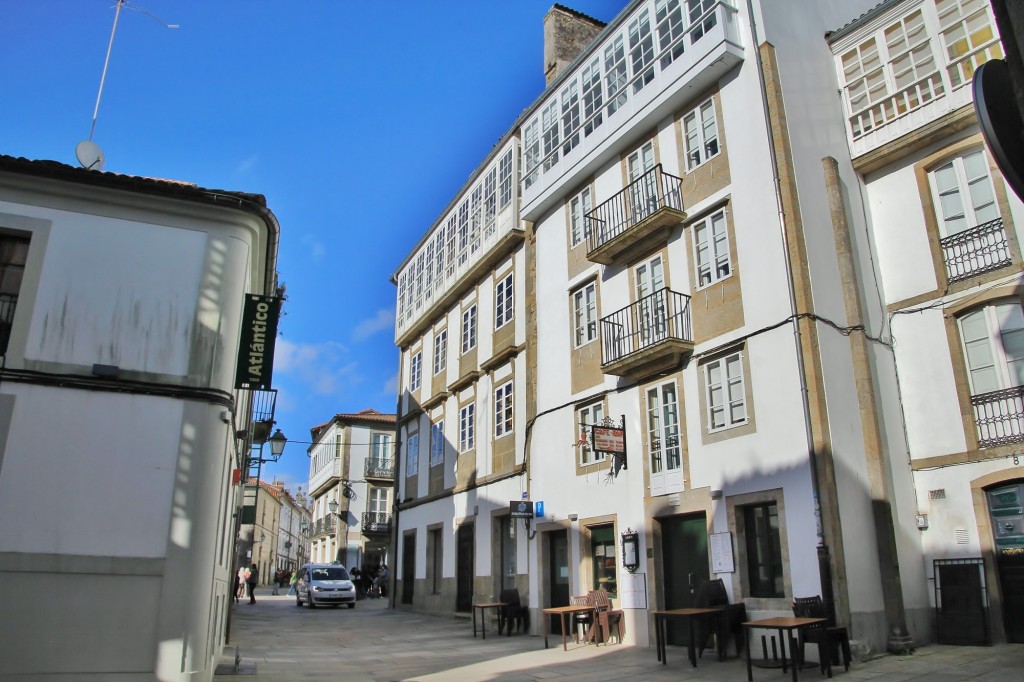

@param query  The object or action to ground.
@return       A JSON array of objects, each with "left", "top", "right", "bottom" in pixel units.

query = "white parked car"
[{"left": 296, "top": 563, "right": 356, "bottom": 609}]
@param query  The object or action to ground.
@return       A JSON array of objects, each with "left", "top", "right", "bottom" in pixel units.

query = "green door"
[{"left": 661, "top": 513, "right": 710, "bottom": 645}]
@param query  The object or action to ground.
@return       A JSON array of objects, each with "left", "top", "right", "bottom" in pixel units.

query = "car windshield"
[{"left": 311, "top": 567, "right": 349, "bottom": 581}]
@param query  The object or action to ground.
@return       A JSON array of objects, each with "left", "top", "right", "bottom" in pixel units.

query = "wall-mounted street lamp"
[
  {"left": 268, "top": 429, "right": 287, "bottom": 459},
  {"left": 621, "top": 528, "right": 639, "bottom": 573}
]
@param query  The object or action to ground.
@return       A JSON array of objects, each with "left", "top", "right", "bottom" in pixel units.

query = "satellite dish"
[
  {"left": 973, "top": 59, "right": 1024, "bottom": 202},
  {"left": 75, "top": 140, "right": 105, "bottom": 171}
]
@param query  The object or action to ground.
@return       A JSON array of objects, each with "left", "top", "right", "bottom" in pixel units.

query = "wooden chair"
[
  {"left": 792, "top": 595, "right": 851, "bottom": 671},
  {"left": 694, "top": 578, "right": 747, "bottom": 657},
  {"left": 589, "top": 589, "right": 624, "bottom": 644},
  {"left": 498, "top": 588, "right": 530, "bottom": 634},
  {"left": 569, "top": 595, "right": 593, "bottom": 643}
]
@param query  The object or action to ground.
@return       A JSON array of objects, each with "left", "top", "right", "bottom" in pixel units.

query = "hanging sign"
[
  {"left": 235, "top": 294, "right": 282, "bottom": 390},
  {"left": 510, "top": 500, "right": 534, "bottom": 519}
]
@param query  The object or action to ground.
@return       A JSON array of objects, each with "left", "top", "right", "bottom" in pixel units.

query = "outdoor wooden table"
[
  {"left": 744, "top": 617, "right": 831, "bottom": 682},
  {"left": 653, "top": 607, "right": 724, "bottom": 668},
  {"left": 541, "top": 604, "right": 595, "bottom": 650},
  {"left": 472, "top": 601, "right": 506, "bottom": 639}
]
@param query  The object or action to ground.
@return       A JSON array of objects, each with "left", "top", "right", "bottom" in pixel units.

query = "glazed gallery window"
[
  {"left": 590, "top": 525, "right": 617, "bottom": 599},
  {"left": 462, "top": 304, "right": 477, "bottom": 353},
  {"left": 410, "top": 352, "right": 422, "bottom": 392},
  {"left": 495, "top": 272, "right": 514, "bottom": 329},
  {"left": 647, "top": 382, "right": 681, "bottom": 474},
  {"left": 694, "top": 210, "right": 731, "bottom": 287},
  {"left": 705, "top": 351, "right": 746, "bottom": 431},
  {"left": 459, "top": 403, "right": 476, "bottom": 452},
  {"left": 405, "top": 433, "right": 420, "bottom": 478},
  {"left": 743, "top": 501, "right": 784, "bottom": 598},
  {"left": 959, "top": 302, "right": 1024, "bottom": 395},
  {"left": 430, "top": 420, "right": 445, "bottom": 467},
  {"left": 494, "top": 381, "right": 513, "bottom": 438},
  {"left": 570, "top": 186, "right": 593, "bottom": 247},
  {"left": 0, "top": 233, "right": 29, "bottom": 355},
  {"left": 929, "top": 148, "right": 1000, "bottom": 236},
  {"left": 573, "top": 282, "right": 598, "bottom": 347},
  {"left": 628, "top": 10, "right": 655, "bottom": 93},
  {"left": 578, "top": 402, "right": 606, "bottom": 466},
  {"left": 655, "top": 0, "right": 686, "bottom": 69},
  {"left": 683, "top": 98, "right": 720, "bottom": 170},
  {"left": 433, "top": 330, "right": 447, "bottom": 375}
]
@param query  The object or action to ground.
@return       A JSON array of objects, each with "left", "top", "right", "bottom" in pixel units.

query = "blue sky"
[{"left": 2, "top": 0, "right": 626, "bottom": 492}]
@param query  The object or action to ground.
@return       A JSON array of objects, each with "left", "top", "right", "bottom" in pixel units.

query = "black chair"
[
  {"left": 498, "top": 589, "right": 530, "bottom": 634},
  {"left": 694, "top": 578, "right": 747, "bottom": 658},
  {"left": 792, "top": 595, "right": 851, "bottom": 671},
  {"left": 570, "top": 594, "right": 594, "bottom": 643}
]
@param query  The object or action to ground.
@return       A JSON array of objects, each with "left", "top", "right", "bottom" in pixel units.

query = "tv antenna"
[{"left": 76, "top": 0, "right": 179, "bottom": 170}]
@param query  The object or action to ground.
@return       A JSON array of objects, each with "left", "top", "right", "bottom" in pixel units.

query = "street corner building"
[
  {"left": 390, "top": 0, "right": 1024, "bottom": 658},
  {"left": 0, "top": 155, "right": 281, "bottom": 680}
]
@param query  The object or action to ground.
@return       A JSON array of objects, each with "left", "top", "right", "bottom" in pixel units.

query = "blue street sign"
[{"left": 535, "top": 501, "right": 544, "bottom": 518}]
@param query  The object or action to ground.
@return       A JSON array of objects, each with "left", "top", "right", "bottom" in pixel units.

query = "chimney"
[{"left": 543, "top": 5, "right": 606, "bottom": 85}]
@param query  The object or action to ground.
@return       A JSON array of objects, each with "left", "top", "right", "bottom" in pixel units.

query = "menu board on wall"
[
  {"left": 710, "top": 531, "right": 735, "bottom": 574},
  {"left": 619, "top": 572, "right": 647, "bottom": 609}
]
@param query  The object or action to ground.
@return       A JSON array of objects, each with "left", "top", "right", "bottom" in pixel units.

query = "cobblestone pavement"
[{"left": 219, "top": 593, "right": 1024, "bottom": 681}]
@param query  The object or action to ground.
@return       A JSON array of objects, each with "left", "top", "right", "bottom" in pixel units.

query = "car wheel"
[
  {"left": 347, "top": 603, "right": 355, "bottom": 609},
  {"left": 307, "top": 593, "right": 315, "bottom": 609}
]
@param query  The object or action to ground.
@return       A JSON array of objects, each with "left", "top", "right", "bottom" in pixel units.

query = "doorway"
[
  {"left": 661, "top": 512, "right": 710, "bottom": 645},
  {"left": 456, "top": 524, "right": 474, "bottom": 612},
  {"left": 547, "top": 529, "right": 570, "bottom": 632},
  {"left": 987, "top": 482, "right": 1024, "bottom": 642},
  {"left": 401, "top": 533, "right": 415, "bottom": 605}
]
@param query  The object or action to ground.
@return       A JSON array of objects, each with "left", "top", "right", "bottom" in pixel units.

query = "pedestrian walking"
[
  {"left": 351, "top": 566, "right": 363, "bottom": 600},
  {"left": 286, "top": 569, "right": 298, "bottom": 596},
  {"left": 271, "top": 569, "right": 280, "bottom": 595},
  {"left": 232, "top": 570, "right": 241, "bottom": 604},
  {"left": 379, "top": 564, "right": 389, "bottom": 598},
  {"left": 247, "top": 563, "right": 259, "bottom": 604}
]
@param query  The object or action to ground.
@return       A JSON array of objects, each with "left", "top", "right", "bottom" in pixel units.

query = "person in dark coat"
[{"left": 247, "top": 563, "right": 259, "bottom": 604}]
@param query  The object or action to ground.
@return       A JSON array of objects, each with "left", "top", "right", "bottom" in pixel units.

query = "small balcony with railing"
[
  {"left": 601, "top": 288, "right": 693, "bottom": 379},
  {"left": 312, "top": 515, "right": 336, "bottom": 538},
  {"left": 361, "top": 512, "right": 392, "bottom": 536},
  {"left": 586, "top": 165, "right": 685, "bottom": 266},
  {"left": 941, "top": 217, "right": 1012, "bottom": 283},
  {"left": 364, "top": 458, "right": 395, "bottom": 481},
  {"left": 972, "top": 386, "right": 1024, "bottom": 448}
]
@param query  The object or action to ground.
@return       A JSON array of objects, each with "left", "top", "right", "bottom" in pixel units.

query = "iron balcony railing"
[
  {"left": 585, "top": 164, "right": 683, "bottom": 254},
  {"left": 972, "top": 386, "right": 1024, "bottom": 447},
  {"left": 364, "top": 458, "right": 395, "bottom": 479},
  {"left": 362, "top": 512, "right": 392, "bottom": 535},
  {"left": 312, "top": 516, "right": 336, "bottom": 537},
  {"left": 601, "top": 288, "right": 692, "bottom": 365},
  {"left": 941, "top": 217, "right": 1011, "bottom": 284}
]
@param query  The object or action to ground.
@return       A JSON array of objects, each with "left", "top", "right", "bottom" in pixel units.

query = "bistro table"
[
  {"left": 744, "top": 617, "right": 831, "bottom": 682},
  {"left": 653, "top": 607, "right": 725, "bottom": 667},
  {"left": 472, "top": 601, "right": 507, "bottom": 640},
  {"left": 541, "top": 604, "right": 596, "bottom": 651}
]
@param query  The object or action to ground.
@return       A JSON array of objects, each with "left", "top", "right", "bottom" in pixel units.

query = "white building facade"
[
  {"left": 393, "top": 0, "right": 1019, "bottom": 653},
  {"left": 306, "top": 409, "right": 397, "bottom": 572},
  {"left": 0, "top": 155, "right": 280, "bottom": 679}
]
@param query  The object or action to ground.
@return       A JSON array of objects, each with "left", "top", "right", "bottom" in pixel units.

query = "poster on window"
[{"left": 710, "top": 531, "right": 735, "bottom": 573}]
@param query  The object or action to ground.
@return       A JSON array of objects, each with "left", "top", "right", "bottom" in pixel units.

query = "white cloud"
[
  {"left": 274, "top": 338, "right": 357, "bottom": 397},
  {"left": 301, "top": 233, "right": 326, "bottom": 261},
  {"left": 237, "top": 154, "right": 258, "bottom": 174},
  {"left": 351, "top": 308, "right": 395, "bottom": 343}
]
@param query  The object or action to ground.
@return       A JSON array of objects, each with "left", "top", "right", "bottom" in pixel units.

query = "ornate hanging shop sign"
[
  {"left": 235, "top": 294, "right": 282, "bottom": 390},
  {"left": 581, "top": 415, "right": 627, "bottom": 475}
]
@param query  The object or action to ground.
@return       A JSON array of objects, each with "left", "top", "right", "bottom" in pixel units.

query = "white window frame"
[
  {"left": 541, "top": 100, "right": 560, "bottom": 172},
  {"left": 578, "top": 402, "right": 607, "bottom": 466},
  {"left": 705, "top": 351, "right": 747, "bottom": 431},
  {"left": 459, "top": 403, "right": 476, "bottom": 452},
  {"left": 573, "top": 281, "right": 598, "bottom": 347},
  {"left": 683, "top": 98, "right": 720, "bottom": 170},
  {"left": 410, "top": 352, "right": 422, "bottom": 392},
  {"left": 581, "top": 56, "right": 603, "bottom": 136},
  {"left": 604, "top": 34, "right": 628, "bottom": 117},
  {"left": 959, "top": 302, "right": 1024, "bottom": 396},
  {"left": 928, "top": 148, "right": 1000, "bottom": 237},
  {"left": 495, "top": 272, "right": 514, "bottom": 329},
  {"left": 494, "top": 381, "right": 514, "bottom": 438},
  {"left": 561, "top": 77, "right": 581, "bottom": 156},
  {"left": 693, "top": 209, "right": 731, "bottom": 288},
  {"left": 628, "top": 9, "right": 656, "bottom": 94},
  {"left": 430, "top": 420, "right": 445, "bottom": 467},
  {"left": 405, "top": 432, "right": 420, "bottom": 478},
  {"left": 499, "top": 149, "right": 514, "bottom": 208},
  {"left": 462, "top": 304, "right": 477, "bottom": 354},
  {"left": 433, "top": 329, "right": 447, "bottom": 375},
  {"left": 647, "top": 381, "right": 682, "bottom": 474},
  {"left": 368, "top": 486, "right": 389, "bottom": 515},
  {"left": 656, "top": 0, "right": 686, "bottom": 69},
  {"left": 570, "top": 186, "right": 593, "bottom": 247},
  {"left": 371, "top": 432, "right": 391, "bottom": 464}
]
